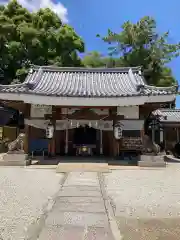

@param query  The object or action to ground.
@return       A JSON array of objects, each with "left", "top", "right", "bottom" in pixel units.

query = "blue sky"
[
  {"left": 60, "top": 0, "right": 180, "bottom": 107},
  {"left": 2, "top": 0, "right": 180, "bottom": 106}
]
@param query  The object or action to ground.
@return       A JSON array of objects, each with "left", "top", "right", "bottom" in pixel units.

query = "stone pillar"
[
  {"left": 160, "top": 128, "right": 164, "bottom": 143},
  {"left": 24, "top": 124, "right": 30, "bottom": 154}
]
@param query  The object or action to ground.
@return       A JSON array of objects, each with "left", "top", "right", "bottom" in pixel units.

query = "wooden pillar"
[
  {"left": 65, "top": 125, "right": 68, "bottom": 155},
  {"left": 164, "top": 127, "right": 167, "bottom": 150},
  {"left": 111, "top": 107, "right": 125, "bottom": 158},
  {"left": 177, "top": 128, "right": 179, "bottom": 142},
  {"left": 24, "top": 104, "right": 31, "bottom": 119},
  {"left": 51, "top": 120, "right": 56, "bottom": 157},
  {"left": 112, "top": 108, "right": 118, "bottom": 158},
  {"left": 113, "top": 137, "right": 117, "bottom": 157},
  {"left": 152, "top": 128, "right": 155, "bottom": 142},
  {"left": 51, "top": 107, "right": 56, "bottom": 157},
  {"left": 100, "top": 130, "right": 103, "bottom": 155},
  {"left": 24, "top": 104, "right": 31, "bottom": 154},
  {"left": 140, "top": 127, "right": 144, "bottom": 139}
]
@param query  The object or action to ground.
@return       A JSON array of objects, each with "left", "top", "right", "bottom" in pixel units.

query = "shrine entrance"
[
  {"left": 55, "top": 120, "right": 113, "bottom": 157},
  {"left": 67, "top": 125, "right": 100, "bottom": 157},
  {"left": 73, "top": 125, "right": 97, "bottom": 145}
]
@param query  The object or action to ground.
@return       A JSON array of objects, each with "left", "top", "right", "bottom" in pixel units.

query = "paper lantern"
[
  {"left": 114, "top": 123, "right": 122, "bottom": 140},
  {"left": 46, "top": 123, "right": 54, "bottom": 139}
]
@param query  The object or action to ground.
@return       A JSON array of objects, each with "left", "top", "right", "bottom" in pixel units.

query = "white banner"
[
  {"left": 24, "top": 119, "right": 113, "bottom": 131},
  {"left": 25, "top": 119, "right": 144, "bottom": 131}
]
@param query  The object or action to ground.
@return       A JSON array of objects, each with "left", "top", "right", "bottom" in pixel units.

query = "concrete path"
[{"left": 38, "top": 172, "right": 115, "bottom": 239}]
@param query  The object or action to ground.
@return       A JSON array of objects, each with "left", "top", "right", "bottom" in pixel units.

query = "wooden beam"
[{"left": 24, "top": 104, "right": 31, "bottom": 118}]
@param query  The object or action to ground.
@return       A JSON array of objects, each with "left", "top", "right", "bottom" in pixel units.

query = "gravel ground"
[
  {"left": 2, "top": 162, "right": 180, "bottom": 240},
  {"left": 104, "top": 162, "right": 180, "bottom": 239},
  {"left": 0, "top": 167, "right": 64, "bottom": 240}
]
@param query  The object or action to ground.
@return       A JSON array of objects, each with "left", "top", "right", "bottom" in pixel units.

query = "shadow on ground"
[
  {"left": 164, "top": 155, "right": 180, "bottom": 163},
  {"left": 31, "top": 156, "right": 138, "bottom": 166},
  {"left": 117, "top": 217, "right": 180, "bottom": 240}
]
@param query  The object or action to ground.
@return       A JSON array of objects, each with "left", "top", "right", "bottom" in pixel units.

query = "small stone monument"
[
  {"left": 1, "top": 133, "right": 29, "bottom": 166},
  {"left": 138, "top": 135, "right": 166, "bottom": 167},
  {"left": 8, "top": 133, "right": 25, "bottom": 153}
]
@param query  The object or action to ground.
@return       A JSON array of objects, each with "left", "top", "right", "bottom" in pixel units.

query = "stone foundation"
[
  {"left": 0, "top": 153, "right": 30, "bottom": 166},
  {"left": 56, "top": 162, "right": 109, "bottom": 173},
  {"left": 138, "top": 155, "right": 166, "bottom": 167}
]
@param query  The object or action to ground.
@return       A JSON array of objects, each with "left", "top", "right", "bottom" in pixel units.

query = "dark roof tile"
[
  {"left": 153, "top": 109, "right": 180, "bottom": 122},
  {"left": 0, "top": 65, "right": 177, "bottom": 98}
]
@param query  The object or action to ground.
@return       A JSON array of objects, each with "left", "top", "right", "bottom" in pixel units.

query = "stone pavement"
[{"left": 38, "top": 172, "right": 115, "bottom": 239}]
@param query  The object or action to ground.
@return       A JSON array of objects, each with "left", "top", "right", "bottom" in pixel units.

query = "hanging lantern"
[
  {"left": 114, "top": 122, "right": 122, "bottom": 140},
  {"left": 46, "top": 122, "right": 54, "bottom": 139}
]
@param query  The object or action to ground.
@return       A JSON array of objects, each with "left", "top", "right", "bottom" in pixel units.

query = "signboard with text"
[{"left": 30, "top": 104, "right": 52, "bottom": 118}]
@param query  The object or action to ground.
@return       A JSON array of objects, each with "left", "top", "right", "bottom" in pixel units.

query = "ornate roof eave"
[{"left": 137, "top": 84, "right": 178, "bottom": 95}]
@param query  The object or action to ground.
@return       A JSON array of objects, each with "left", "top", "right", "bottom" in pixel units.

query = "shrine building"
[{"left": 0, "top": 65, "right": 177, "bottom": 159}]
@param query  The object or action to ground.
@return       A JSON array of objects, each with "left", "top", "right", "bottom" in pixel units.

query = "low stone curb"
[{"left": 98, "top": 173, "right": 123, "bottom": 240}]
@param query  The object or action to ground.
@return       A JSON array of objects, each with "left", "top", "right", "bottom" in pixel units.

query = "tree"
[
  {"left": 82, "top": 51, "right": 124, "bottom": 68},
  {"left": 97, "top": 16, "right": 180, "bottom": 86},
  {"left": 0, "top": 0, "right": 84, "bottom": 84},
  {"left": 82, "top": 51, "right": 105, "bottom": 68}
]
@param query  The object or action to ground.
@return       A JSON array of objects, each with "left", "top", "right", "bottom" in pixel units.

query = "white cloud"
[{"left": 1, "top": 0, "right": 68, "bottom": 23}]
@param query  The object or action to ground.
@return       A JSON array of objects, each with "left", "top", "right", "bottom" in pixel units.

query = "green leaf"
[{"left": 0, "top": 0, "right": 85, "bottom": 83}]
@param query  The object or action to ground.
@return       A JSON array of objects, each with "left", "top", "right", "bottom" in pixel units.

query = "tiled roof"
[
  {"left": 0, "top": 65, "right": 177, "bottom": 98},
  {"left": 152, "top": 109, "right": 180, "bottom": 122}
]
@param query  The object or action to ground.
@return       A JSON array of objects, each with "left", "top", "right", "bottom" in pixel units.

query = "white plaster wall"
[
  {"left": 61, "top": 108, "right": 109, "bottom": 115},
  {"left": 117, "top": 106, "right": 139, "bottom": 119}
]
